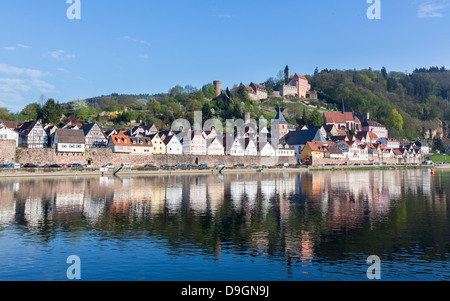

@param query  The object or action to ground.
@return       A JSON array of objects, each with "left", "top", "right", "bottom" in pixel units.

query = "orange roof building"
[{"left": 108, "top": 134, "right": 132, "bottom": 153}]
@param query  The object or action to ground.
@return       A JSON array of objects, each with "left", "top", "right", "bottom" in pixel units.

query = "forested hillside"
[
  {"left": 6, "top": 67, "right": 450, "bottom": 147},
  {"left": 309, "top": 66, "right": 450, "bottom": 141}
]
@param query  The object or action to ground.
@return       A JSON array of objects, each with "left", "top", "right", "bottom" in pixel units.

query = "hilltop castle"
[{"left": 217, "top": 65, "right": 312, "bottom": 102}]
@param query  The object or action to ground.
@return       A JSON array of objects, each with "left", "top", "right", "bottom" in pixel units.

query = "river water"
[{"left": 0, "top": 168, "right": 449, "bottom": 281}]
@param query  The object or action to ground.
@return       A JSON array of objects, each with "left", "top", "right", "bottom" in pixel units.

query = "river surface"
[{"left": 0, "top": 168, "right": 449, "bottom": 281}]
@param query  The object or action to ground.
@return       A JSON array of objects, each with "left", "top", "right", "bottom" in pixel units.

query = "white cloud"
[
  {"left": 418, "top": 1, "right": 448, "bottom": 18},
  {"left": 139, "top": 54, "right": 149, "bottom": 59},
  {"left": 47, "top": 50, "right": 76, "bottom": 60},
  {"left": 0, "top": 78, "right": 32, "bottom": 93},
  {"left": 0, "top": 63, "right": 44, "bottom": 78},
  {"left": 0, "top": 63, "right": 55, "bottom": 111},
  {"left": 2, "top": 43, "right": 30, "bottom": 51},
  {"left": 119, "top": 36, "right": 152, "bottom": 47},
  {"left": 17, "top": 44, "right": 30, "bottom": 49}
]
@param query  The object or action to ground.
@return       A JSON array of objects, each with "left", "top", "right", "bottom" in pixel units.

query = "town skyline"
[{"left": 1, "top": 1, "right": 450, "bottom": 112}]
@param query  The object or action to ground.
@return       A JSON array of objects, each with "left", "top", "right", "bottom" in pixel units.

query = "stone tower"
[
  {"left": 284, "top": 65, "right": 290, "bottom": 85},
  {"left": 214, "top": 80, "right": 222, "bottom": 98}
]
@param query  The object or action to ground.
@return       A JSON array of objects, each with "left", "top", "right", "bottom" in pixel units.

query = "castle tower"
[
  {"left": 214, "top": 80, "right": 222, "bottom": 98},
  {"left": 284, "top": 65, "right": 290, "bottom": 85}
]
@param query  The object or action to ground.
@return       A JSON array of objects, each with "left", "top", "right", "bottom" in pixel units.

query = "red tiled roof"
[
  {"left": 368, "top": 131, "right": 378, "bottom": 139},
  {"left": 393, "top": 149, "right": 403, "bottom": 156},
  {"left": 306, "top": 141, "right": 326, "bottom": 152},
  {"left": 110, "top": 135, "right": 132, "bottom": 146},
  {"left": 324, "top": 112, "right": 361, "bottom": 124},
  {"left": 293, "top": 73, "right": 308, "bottom": 81}
]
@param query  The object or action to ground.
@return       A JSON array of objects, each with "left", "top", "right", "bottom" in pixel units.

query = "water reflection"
[{"left": 0, "top": 168, "right": 449, "bottom": 280}]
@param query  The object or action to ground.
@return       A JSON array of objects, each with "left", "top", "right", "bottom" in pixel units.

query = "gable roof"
[
  {"left": 17, "top": 120, "right": 42, "bottom": 136},
  {"left": 207, "top": 135, "right": 224, "bottom": 148},
  {"left": 130, "top": 136, "right": 152, "bottom": 147},
  {"left": 56, "top": 129, "right": 85, "bottom": 144},
  {"left": 284, "top": 128, "right": 326, "bottom": 146},
  {"left": 80, "top": 122, "right": 103, "bottom": 136},
  {"left": 327, "top": 145, "right": 343, "bottom": 154},
  {"left": 362, "top": 120, "right": 385, "bottom": 128},
  {"left": 323, "top": 112, "right": 361, "bottom": 124},
  {"left": 110, "top": 135, "right": 132, "bottom": 146},
  {"left": 305, "top": 141, "right": 327, "bottom": 152},
  {"left": 0, "top": 120, "right": 20, "bottom": 130}
]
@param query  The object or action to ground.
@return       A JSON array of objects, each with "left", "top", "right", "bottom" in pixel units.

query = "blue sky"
[{"left": 1, "top": 0, "right": 450, "bottom": 112}]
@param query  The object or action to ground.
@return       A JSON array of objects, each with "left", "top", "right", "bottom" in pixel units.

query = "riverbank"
[{"left": 0, "top": 163, "right": 448, "bottom": 179}]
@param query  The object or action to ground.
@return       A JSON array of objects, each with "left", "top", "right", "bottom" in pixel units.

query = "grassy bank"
[{"left": 429, "top": 154, "right": 450, "bottom": 163}]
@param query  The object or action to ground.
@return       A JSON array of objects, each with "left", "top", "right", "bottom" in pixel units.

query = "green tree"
[
  {"left": 308, "top": 109, "right": 324, "bottom": 127},
  {"left": 76, "top": 106, "right": 94, "bottom": 123},
  {"left": 202, "top": 102, "right": 212, "bottom": 123},
  {"left": 301, "top": 108, "right": 308, "bottom": 126},
  {"left": 0, "top": 108, "right": 15, "bottom": 121},
  {"left": 19, "top": 103, "right": 41, "bottom": 120},
  {"left": 202, "top": 83, "right": 216, "bottom": 99},
  {"left": 392, "top": 108, "right": 404, "bottom": 131},
  {"left": 39, "top": 99, "right": 62, "bottom": 124}
]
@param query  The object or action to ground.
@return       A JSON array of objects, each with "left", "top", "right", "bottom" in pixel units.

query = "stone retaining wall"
[
  {"left": 0, "top": 140, "right": 17, "bottom": 164},
  {"left": 15, "top": 147, "right": 298, "bottom": 167}
]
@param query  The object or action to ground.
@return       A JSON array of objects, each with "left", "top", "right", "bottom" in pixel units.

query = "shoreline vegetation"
[{"left": 0, "top": 164, "right": 447, "bottom": 179}]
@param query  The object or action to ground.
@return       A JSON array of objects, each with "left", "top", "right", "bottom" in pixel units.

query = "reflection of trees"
[{"left": 0, "top": 169, "right": 449, "bottom": 266}]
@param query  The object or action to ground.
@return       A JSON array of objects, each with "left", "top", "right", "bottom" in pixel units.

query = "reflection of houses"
[
  {"left": 165, "top": 178, "right": 183, "bottom": 214},
  {"left": 207, "top": 176, "right": 225, "bottom": 213},
  {"left": 189, "top": 177, "right": 208, "bottom": 213},
  {"left": 0, "top": 185, "right": 15, "bottom": 225},
  {"left": 24, "top": 197, "right": 45, "bottom": 229}
]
